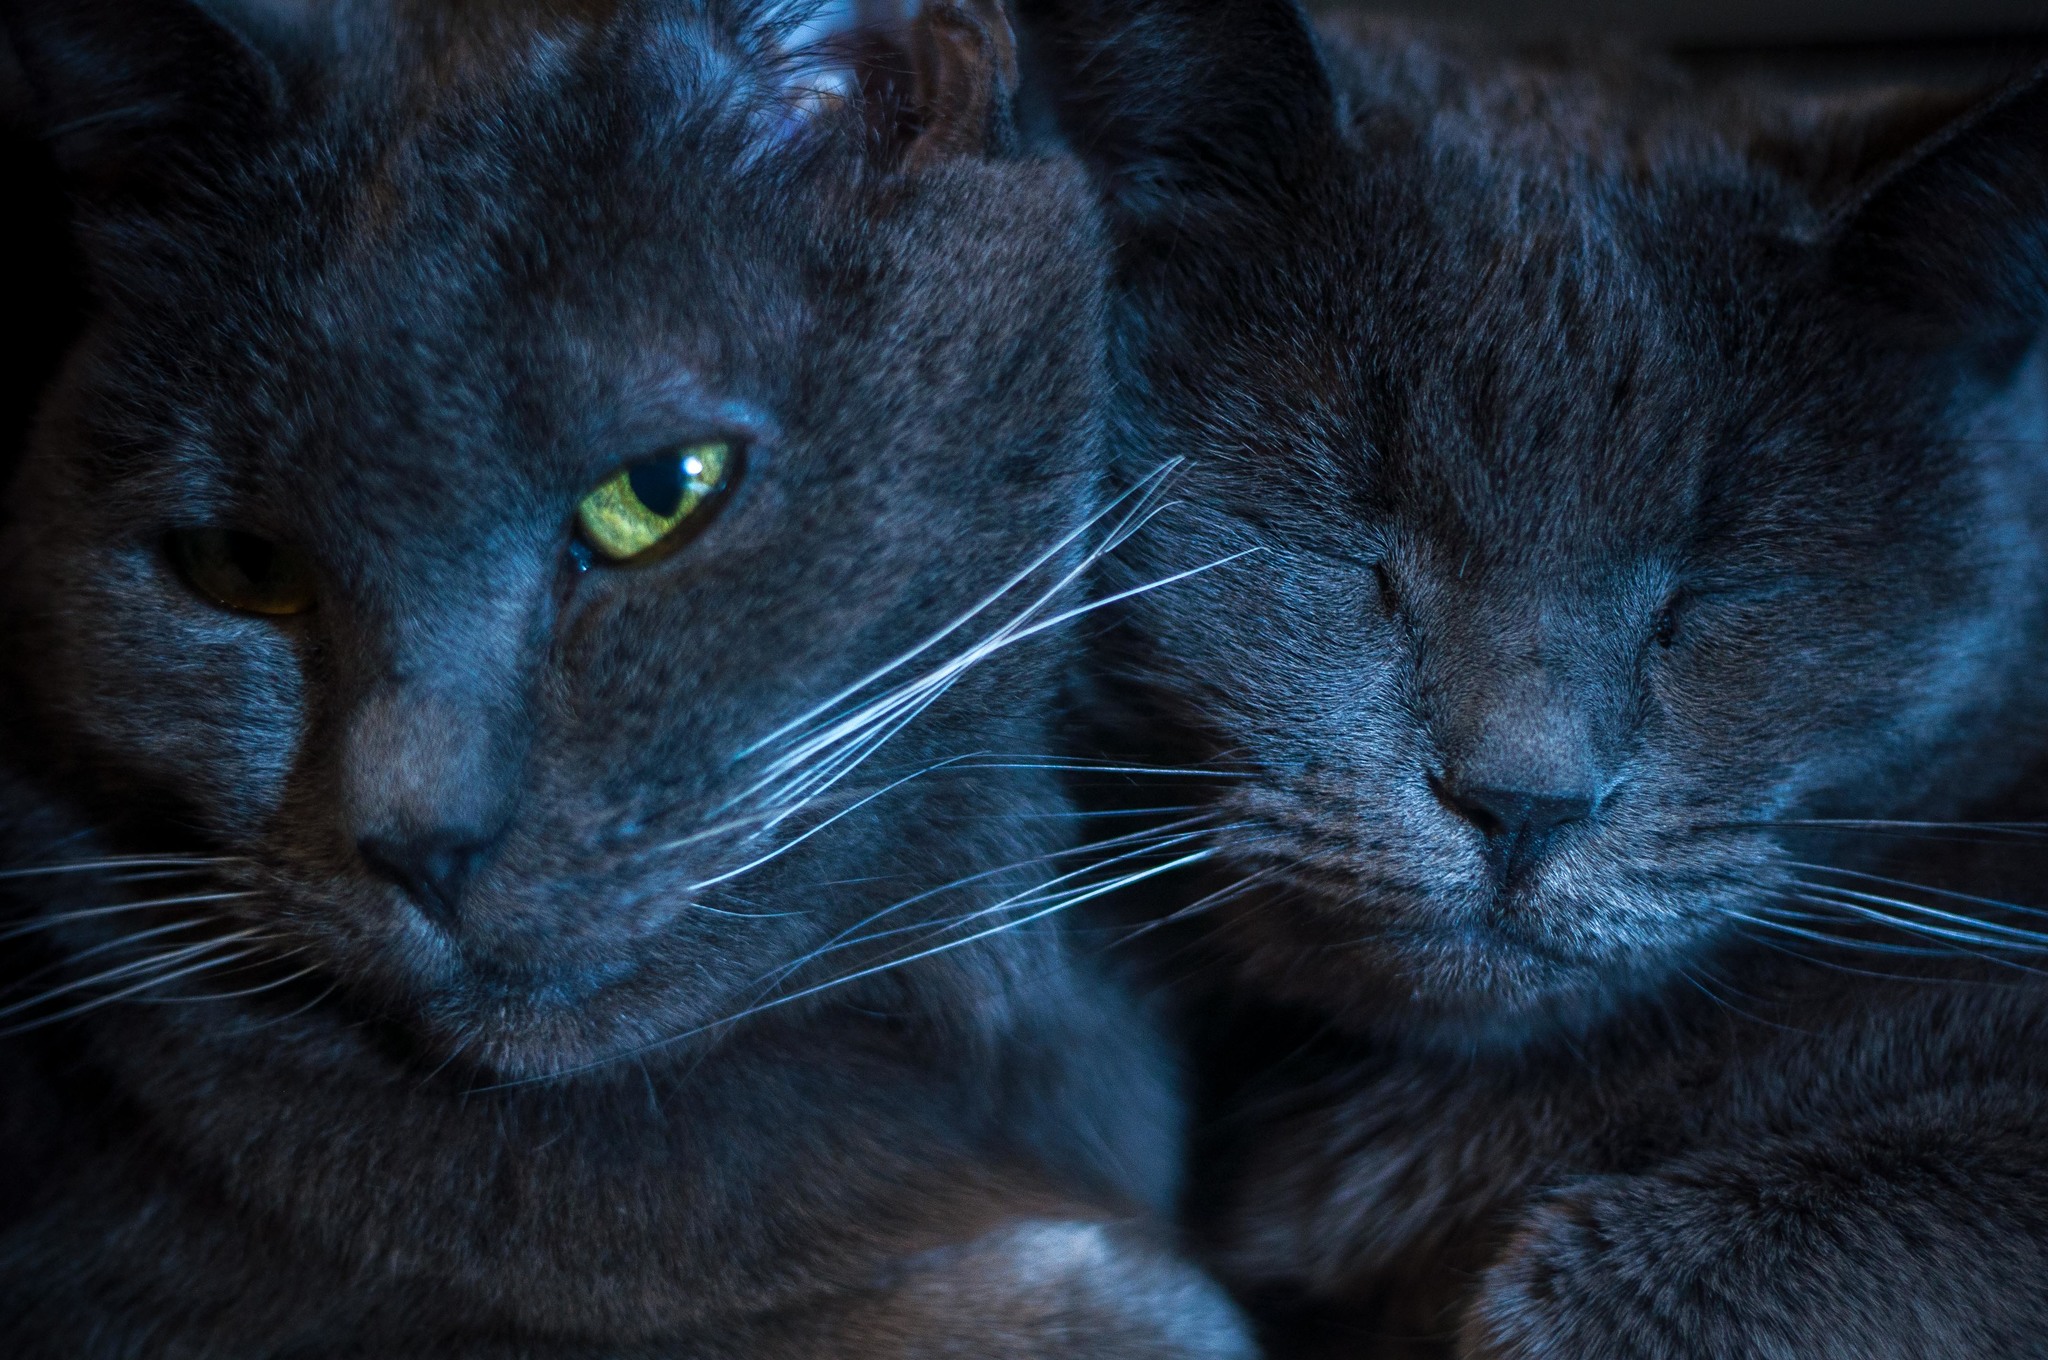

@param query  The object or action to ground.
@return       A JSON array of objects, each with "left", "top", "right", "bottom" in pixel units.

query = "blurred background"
[
  {"left": 1311, "top": 0, "right": 2046, "bottom": 45},
  {"left": 1309, "top": 0, "right": 2048, "bottom": 86}
]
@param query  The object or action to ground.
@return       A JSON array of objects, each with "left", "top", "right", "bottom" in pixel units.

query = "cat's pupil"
[
  {"left": 628, "top": 455, "right": 687, "bottom": 519},
  {"left": 226, "top": 532, "right": 276, "bottom": 588}
]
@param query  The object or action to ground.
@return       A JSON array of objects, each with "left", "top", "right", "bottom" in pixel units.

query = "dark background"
[
  {"left": 1312, "top": 0, "right": 2047, "bottom": 45},
  {"left": 1313, "top": 0, "right": 2048, "bottom": 88}
]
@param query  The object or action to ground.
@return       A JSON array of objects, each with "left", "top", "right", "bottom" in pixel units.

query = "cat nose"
[
  {"left": 1437, "top": 779, "right": 1598, "bottom": 884},
  {"left": 358, "top": 832, "right": 495, "bottom": 927},
  {"left": 343, "top": 674, "right": 527, "bottom": 931}
]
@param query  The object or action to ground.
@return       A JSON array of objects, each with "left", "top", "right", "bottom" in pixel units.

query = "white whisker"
[
  {"left": 736, "top": 817, "right": 1223, "bottom": 1002},
  {"left": 692, "top": 846, "right": 1217, "bottom": 1039},
  {"left": 0, "top": 855, "right": 237, "bottom": 882},
  {"left": 131, "top": 958, "right": 319, "bottom": 1007},
  {"left": 1792, "top": 881, "right": 2048, "bottom": 946},
  {"left": 735, "top": 460, "right": 1185, "bottom": 762},
  {"left": 1787, "top": 861, "right": 2048, "bottom": 920},
  {"left": 0, "top": 946, "right": 272, "bottom": 1036},
  {"left": 0, "top": 890, "right": 256, "bottom": 943},
  {"left": 0, "top": 930, "right": 269, "bottom": 1022},
  {"left": 1786, "top": 891, "right": 2048, "bottom": 953}
]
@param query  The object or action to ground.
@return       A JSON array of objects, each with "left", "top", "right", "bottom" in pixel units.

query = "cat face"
[
  {"left": 1, "top": 0, "right": 1106, "bottom": 1077},
  {"left": 1035, "top": 1, "right": 2048, "bottom": 1038}
]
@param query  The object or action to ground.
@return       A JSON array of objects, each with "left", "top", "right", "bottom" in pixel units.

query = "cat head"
[
  {"left": 1029, "top": 0, "right": 2048, "bottom": 1042},
  {"left": 0, "top": 0, "right": 1109, "bottom": 1078}
]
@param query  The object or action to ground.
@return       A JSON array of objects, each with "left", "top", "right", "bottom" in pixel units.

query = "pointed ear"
[
  {"left": 846, "top": 0, "right": 1021, "bottom": 165},
  {"left": 1831, "top": 66, "right": 2048, "bottom": 370},
  {"left": 906, "top": 0, "right": 1019, "bottom": 163},
  {"left": 2, "top": 0, "right": 284, "bottom": 202},
  {"left": 1013, "top": 0, "right": 1333, "bottom": 222}
]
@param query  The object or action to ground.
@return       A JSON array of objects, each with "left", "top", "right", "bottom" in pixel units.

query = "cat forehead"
[
  {"left": 1304, "top": 136, "right": 1841, "bottom": 555},
  {"left": 85, "top": 12, "right": 840, "bottom": 472}
]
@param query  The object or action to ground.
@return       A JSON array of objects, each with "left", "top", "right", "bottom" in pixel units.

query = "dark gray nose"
[
  {"left": 359, "top": 833, "right": 493, "bottom": 926},
  {"left": 1439, "top": 780, "right": 1597, "bottom": 885}
]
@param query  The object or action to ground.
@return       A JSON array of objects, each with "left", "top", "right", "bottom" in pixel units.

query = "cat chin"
[
  {"left": 1216, "top": 889, "right": 1707, "bottom": 1054},
  {"left": 395, "top": 993, "right": 705, "bottom": 1082},
  {"left": 340, "top": 948, "right": 735, "bottom": 1081}
]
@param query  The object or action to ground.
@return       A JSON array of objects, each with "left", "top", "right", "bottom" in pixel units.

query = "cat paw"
[
  {"left": 849, "top": 1218, "right": 1257, "bottom": 1359},
  {"left": 774, "top": 1220, "right": 1261, "bottom": 1360},
  {"left": 1454, "top": 1178, "right": 1666, "bottom": 1360},
  {"left": 1453, "top": 1129, "right": 2046, "bottom": 1360},
  {"left": 1456, "top": 1163, "right": 1884, "bottom": 1360}
]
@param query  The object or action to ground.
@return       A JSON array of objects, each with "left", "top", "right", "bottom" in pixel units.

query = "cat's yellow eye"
[
  {"left": 575, "top": 441, "right": 735, "bottom": 563},
  {"left": 167, "top": 529, "right": 317, "bottom": 616}
]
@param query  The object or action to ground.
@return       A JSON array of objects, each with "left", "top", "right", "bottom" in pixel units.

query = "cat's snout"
[
  {"left": 1434, "top": 682, "right": 1607, "bottom": 886},
  {"left": 342, "top": 675, "right": 527, "bottom": 929},
  {"left": 359, "top": 832, "right": 494, "bottom": 928},
  {"left": 1436, "top": 779, "right": 1596, "bottom": 885}
]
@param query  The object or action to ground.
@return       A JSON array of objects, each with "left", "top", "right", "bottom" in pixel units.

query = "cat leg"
[{"left": 1457, "top": 1106, "right": 2048, "bottom": 1360}]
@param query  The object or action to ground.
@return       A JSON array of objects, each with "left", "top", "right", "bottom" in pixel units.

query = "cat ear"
[
  {"left": 832, "top": 0, "right": 1021, "bottom": 164},
  {"left": 1012, "top": 0, "right": 1335, "bottom": 222},
  {"left": 1830, "top": 66, "right": 2048, "bottom": 370},
  {"left": 903, "top": 0, "right": 1020, "bottom": 162},
  {"left": 2, "top": 0, "right": 286, "bottom": 202}
]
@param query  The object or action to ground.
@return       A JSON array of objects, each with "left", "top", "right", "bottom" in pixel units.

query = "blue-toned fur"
[
  {"left": 1024, "top": 0, "right": 2048, "bottom": 1353},
  {"left": 0, "top": 0, "right": 1250, "bottom": 1354}
]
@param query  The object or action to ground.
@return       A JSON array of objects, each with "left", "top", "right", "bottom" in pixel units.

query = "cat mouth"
[{"left": 1206, "top": 819, "right": 1748, "bottom": 1032}]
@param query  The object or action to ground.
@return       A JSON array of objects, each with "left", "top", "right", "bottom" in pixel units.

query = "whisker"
[
  {"left": 0, "top": 890, "right": 257, "bottom": 943},
  {"left": 1786, "top": 891, "right": 2048, "bottom": 953},
  {"left": 1729, "top": 909, "right": 1962, "bottom": 957},
  {"left": 737, "top": 534, "right": 1257, "bottom": 831},
  {"left": 131, "top": 958, "right": 319, "bottom": 1007},
  {"left": 478, "top": 839, "right": 1222, "bottom": 1094},
  {"left": 1115, "top": 865, "right": 1284, "bottom": 944},
  {"left": 727, "top": 476, "right": 1255, "bottom": 832},
  {"left": 942, "top": 761, "right": 1254, "bottom": 779},
  {"left": 1791, "top": 877, "right": 2048, "bottom": 939},
  {"left": 736, "top": 817, "right": 1227, "bottom": 1002},
  {"left": 1787, "top": 861, "right": 2048, "bottom": 920},
  {"left": 683, "top": 754, "right": 989, "bottom": 892},
  {"left": 0, "top": 855, "right": 238, "bottom": 882},
  {"left": 0, "top": 946, "right": 271, "bottom": 1036},
  {"left": 736, "top": 460, "right": 1186, "bottom": 762},
  {"left": 669, "top": 846, "right": 1218, "bottom": 1062},
  {"left": 0, "top": 931, "right": 270, "bottom": 1023},
  {"left": 1747, "top": 820, "right": 2048, "bottom": 833}
]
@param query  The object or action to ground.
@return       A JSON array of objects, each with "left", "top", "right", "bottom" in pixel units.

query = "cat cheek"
[{"left": 53, "top": 576, "right": 306, "bottom": 831}]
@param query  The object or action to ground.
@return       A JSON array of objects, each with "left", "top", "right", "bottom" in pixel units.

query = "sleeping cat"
[
  {"left": 0, "top": 0, "right": 1252, "bottom": 1354},
  {"left": 1023, "top": 0, "right": 2048, "bottom": 1354}
]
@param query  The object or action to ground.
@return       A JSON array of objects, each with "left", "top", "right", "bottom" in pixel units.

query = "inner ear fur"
[
  {"left": 3, "top": 0, "right": 286, "bottom": 203},
  {"left": 906, "top": 0, "right": 1018, "bottom": 163},
  {"left": 848, "top": 0, "right": 1020, "bottom": 165},
  {"left": 1830, "top": 65, "right": 2048, "bottom": 366}
]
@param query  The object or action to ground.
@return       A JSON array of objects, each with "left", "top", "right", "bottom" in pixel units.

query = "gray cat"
[
  {"left": 0, "top": 0, "right": 1251, "bottom": 1354},
  {"left": 1023, "top": 0, "right": 2048, "bottom": 1354}
]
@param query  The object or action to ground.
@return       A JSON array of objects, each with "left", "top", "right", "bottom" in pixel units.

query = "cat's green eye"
[
  {"left": 575, "top": 441, "right": 735, "bottom": 563},
  {"left": 167, "top": 528, "right": 317, "bottom": 616}
]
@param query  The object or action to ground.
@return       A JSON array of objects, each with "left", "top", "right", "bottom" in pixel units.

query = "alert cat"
[{"left": 0, "top": 0, "right": 1249, "bottom": 1354}]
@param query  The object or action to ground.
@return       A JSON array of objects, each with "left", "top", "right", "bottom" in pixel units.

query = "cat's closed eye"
[
  {"left": 1651, "top": 592, "right": 1682, "bottom": 648},
  {"left": 1372, "top": 559, "right": 1403, "bottom": 620},
  {"left": 166, "top": 528, "right": 318, "bottom": 616},
  {"left": 575, "top": 439, "right": 740, "bottom": 564}
]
